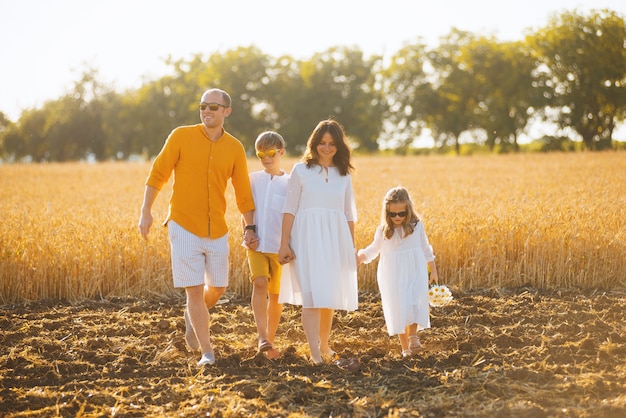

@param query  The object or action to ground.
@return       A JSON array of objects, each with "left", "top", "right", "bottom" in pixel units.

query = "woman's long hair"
[{"left": 302, "top": 119, "right": 353, "bottom": 176}]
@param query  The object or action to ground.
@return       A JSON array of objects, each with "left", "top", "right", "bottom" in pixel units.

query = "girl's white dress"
[
  {"left": 358, "top": 222, "right": 434, "bottom": 335},
  {"left": 279, "top": 162, "right": 358, "bottom": 311}
]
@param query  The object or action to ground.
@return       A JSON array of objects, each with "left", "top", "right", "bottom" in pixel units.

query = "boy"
[{"left": 245, "top": 131, "right": 289, "bottom": 359}]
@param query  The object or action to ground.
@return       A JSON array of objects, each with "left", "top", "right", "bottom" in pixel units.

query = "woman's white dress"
[
  {"left": 279, "top": 162, "right": 358, "bottom": 311},
  {"left": 358, "top": 223, "right": 434, "bottom": 335}
]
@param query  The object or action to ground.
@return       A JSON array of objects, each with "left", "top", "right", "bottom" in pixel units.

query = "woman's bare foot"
[
  {"left": 310, "top": 355, "right": 323, "bottom": 365},
  {"left": 408, "top": 335, "right": 421, "bottom": 352}
]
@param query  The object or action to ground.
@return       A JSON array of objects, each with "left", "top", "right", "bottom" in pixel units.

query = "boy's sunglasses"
[
  {"left": 199, "top": 102, "right": 227, "bottom": 111},
  {"left": 387, "top": 211, "right": 408, "bottom": 218},
  {"left": 256, "top": 149, "right": 278, "bottom": 159}
]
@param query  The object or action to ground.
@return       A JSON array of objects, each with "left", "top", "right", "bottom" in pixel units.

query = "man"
[{"left": 138, "top": 88, "right": 257, "bottom": 366}]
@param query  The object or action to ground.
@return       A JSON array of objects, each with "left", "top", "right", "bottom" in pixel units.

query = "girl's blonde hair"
[{"left": 381, "top": 186, "right": 420, "bottom": 239}]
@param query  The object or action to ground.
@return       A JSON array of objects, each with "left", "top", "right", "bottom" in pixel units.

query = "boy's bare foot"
[
  {"left": 263, "top": 347, "right": 280, "bottom": 360},
  {"left": 333, "top": 357, "right": 361, "bottom": 370},
  {"left": 258, "top": 339, "right": 273, "bottom": 353}
]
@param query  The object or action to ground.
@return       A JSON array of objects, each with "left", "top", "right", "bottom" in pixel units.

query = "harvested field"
[
  {"left": 2, "top": 287, "right": 625, "bottom": 417},
  {"left": 1, "top": 153, "right": 625, "bottom": 416}
]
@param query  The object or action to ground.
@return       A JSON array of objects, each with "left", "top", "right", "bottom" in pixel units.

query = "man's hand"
[
  {"left": 138, "top": 212, "right": 153, "bottom": 240},
  {"left": 243, "top": 229, "right": 259, "bottom": 250}
]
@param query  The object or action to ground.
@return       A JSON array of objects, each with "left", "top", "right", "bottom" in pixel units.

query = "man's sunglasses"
[
  {"left": 199, "top": 102, "right": 228, "bottom": 111},
  {"left": 387, "top": 211, "right": 408, "bottom": 218}
]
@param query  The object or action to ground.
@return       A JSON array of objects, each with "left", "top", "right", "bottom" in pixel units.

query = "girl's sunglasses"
[
  {"left": 387, "top": 211, "right": 408, "bottom": 218},
  {"left": 256, "top": 149, "right": 278, "bottom": 159}
]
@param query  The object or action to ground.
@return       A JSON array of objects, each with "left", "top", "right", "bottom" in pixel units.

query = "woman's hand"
[{"left": 278, "top": 245, "right": 295, "bottom": 264}]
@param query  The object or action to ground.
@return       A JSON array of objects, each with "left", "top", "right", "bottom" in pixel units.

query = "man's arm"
[
  {"left": 138, "top": 185, "right": 159, "bottom": 240},
  {"left": 241, "top": 210, "right": 258, "bottom": 249}
]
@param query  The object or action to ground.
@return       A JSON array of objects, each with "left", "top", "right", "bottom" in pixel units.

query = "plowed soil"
[{"left": 2, "top": 288, "right": 625, "bottom": 417}]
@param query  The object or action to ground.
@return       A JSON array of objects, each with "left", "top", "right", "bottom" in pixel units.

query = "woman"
[{"left": 278, "top": 119, "right": 358, "bottom": 364}]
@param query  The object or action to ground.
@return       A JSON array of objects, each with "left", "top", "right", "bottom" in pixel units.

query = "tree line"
[{"left": 1, "top": 8, "right": 625, "bottom": 162}]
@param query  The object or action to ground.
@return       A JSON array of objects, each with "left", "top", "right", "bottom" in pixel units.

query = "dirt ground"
[{"left": 1, "top": 288, "right": 625, "bottom": 417}]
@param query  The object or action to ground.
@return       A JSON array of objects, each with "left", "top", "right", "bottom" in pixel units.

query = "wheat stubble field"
[{"left": 1, "top": 153, "right": 625, "bottom": 417}]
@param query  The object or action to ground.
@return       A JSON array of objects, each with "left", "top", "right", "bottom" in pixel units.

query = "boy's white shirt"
[{"left": 249, "top": 169, "right": 290, "bottom": 254}]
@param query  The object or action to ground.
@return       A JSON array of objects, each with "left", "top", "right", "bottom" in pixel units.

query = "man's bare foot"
[{"left": 184, "top": 309, "right": 199, "bottom": 350}]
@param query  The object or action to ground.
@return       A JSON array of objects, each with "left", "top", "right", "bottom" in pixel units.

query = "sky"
[{"left": 1, "top": 0, "right": 625, "bottom": 123}]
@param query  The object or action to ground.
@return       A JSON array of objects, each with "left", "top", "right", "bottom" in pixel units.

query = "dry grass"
[
  {"left": 1, "top": 289, "right": 625, "bottom": 417},
  {"left": 1, "top": 152, "right": 625, "bottom": 303}
]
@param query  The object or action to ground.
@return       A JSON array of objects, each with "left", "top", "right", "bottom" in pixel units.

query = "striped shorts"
[{"left": 167, "top": 220, "right": 229, "bottom": 288}]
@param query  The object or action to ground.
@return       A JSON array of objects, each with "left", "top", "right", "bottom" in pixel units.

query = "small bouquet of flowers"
[{"left": 428, "top": 284, "right": 453, "bottom": 307}]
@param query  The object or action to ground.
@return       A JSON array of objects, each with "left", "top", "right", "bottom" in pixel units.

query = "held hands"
[
  {"left": 278, "top": 245, "right": 295, "bottom": 265},
  {"left": 243, "top": 229, "right": 259, "bottom": 251}
]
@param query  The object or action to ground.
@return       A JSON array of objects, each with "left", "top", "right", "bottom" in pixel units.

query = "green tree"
[
  {"left": 427, "top": 29, "right": 481, "bottom": 155},
  {"left": 67, "top": 68, "right": 109, "bottom": 160},
  {"left": 259, "top": 54, "right": 309, "bottom": 154},
  {"left": 44, "top": 96, "right": 87, "bottom": 161},
  {"left": 382, "top": 39, "right": 432, "bottom": 151},
  {"left": 4, "top": 107, "right": 49, "bottom": 162},
  {"left": 267, "top": 46, "right": 385, "bottom": 154},
  {"left": 121, "top": 75, "right": 187, "bottom": 158},
  {"left": 192, "top": 46, "right": 272, "bottom": 151},
  {"left": 125, "top": 47, "right": 272, "bottom": 158},
  {"left": 0, "top": 112, "right": 11, "bottom": 160},
  {"left": 462, "top": 37, "right": 546, "bottom": 152},
  {"left": 529, "top": 9, "right": 626, "bottom": 150},
  {"left": 99, "top": 90, "right": 132, "bottom": 160},
  {"left": 4, "top": 68, "right": 112, "bottom": 162}
]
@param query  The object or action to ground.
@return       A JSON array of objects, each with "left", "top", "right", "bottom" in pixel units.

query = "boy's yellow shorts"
[{"left": 246, "top": 250, "right": 282, "bottom": 295}]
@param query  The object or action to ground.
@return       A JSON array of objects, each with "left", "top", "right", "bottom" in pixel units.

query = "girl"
[{"left": 357, "top": 186, "right": 438, "bottom": 357}]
